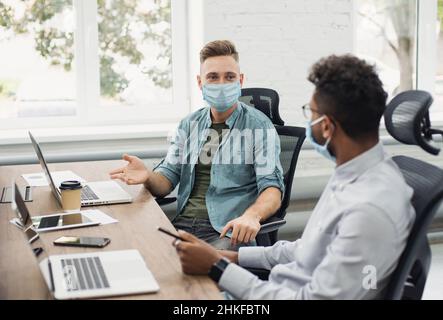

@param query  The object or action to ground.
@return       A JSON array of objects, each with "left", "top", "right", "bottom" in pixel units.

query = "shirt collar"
[
  {"left": 332, "top": 142, "right": 386, "bottom": 187},
  {"left": 203, "top": 102, "right": 242, "bottom": 129}
]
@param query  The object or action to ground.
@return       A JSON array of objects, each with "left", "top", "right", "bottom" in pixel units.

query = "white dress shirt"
[{"left": 219, "top": 142, "right": 415, "bottom": 299}]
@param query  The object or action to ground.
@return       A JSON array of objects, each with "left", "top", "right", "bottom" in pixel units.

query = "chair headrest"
[{"left": 384, "top": 90, "right": 442, "bottom": 155}]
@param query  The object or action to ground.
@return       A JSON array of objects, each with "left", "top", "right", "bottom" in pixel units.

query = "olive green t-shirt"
[{"left": 180, "top": 122, "right": 228, "bottom": 219}]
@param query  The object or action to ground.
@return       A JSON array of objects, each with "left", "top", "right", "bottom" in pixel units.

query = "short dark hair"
[
  {"left": 308, "top": 54, "right": 388, "bottom": 139},
  {"left": 200, "top": 40, "right": 239, "bottom": 64}
]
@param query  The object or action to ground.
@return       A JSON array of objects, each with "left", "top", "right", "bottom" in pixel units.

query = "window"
[
  {"left": 355, "top": 0, "right": 418, "bottom": 100},
  {"left": 355, "top": 0, "right": 443, "bottom": 122},
  {"left": 0, "top": 0, "right": 76, "bottom": 121},
  {"left": 98, "top": 0, "right": 173, "bottom": 108},
  {"left": 0, "top": 0, "right": 187, "bottom": 130}
]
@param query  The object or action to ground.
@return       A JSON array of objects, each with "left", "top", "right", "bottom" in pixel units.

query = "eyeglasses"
[{"left": 301, "top": 104, "right": 322, "bottom": 120}]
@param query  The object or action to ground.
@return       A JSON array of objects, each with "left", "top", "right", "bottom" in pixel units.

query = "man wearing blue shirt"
[
  {"left": 173, "top": 54, "right": 415, "bottom": 299},
  {"left": 110, "top": 40, "right": 284, "bottom": 249}
]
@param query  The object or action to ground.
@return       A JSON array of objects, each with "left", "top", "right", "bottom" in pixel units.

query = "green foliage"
[
  {"left": 100, "top": 55, "right": 129, "bottom": 98},
  {"left": 0, "top": 0, "right": 172, "bottom": 98},
  {"left": 0, "top": 79, "right": 19, "bottom": 98},
  {"left": 35, "top": 28, "right": 74, "bottom": 71},
  {"left": 439, "top": 0, "right": 443, "bottom": 29},
  {"left": 0, "top": 2, "right": 14, "bottom": 28}
]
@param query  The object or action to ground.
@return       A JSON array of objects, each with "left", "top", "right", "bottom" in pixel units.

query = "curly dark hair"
[{"left": 308, "top": 55, "right": 388, "bottom": 139}]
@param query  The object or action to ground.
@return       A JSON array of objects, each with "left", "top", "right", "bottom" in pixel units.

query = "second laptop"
[{"left": 29, "top": 131, "right": 133, "bottom": 207}]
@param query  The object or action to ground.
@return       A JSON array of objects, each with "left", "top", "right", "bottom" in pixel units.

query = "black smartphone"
[
  {"left": 157, "top": 226, "right": 185, "bottom": 241},
  {"left": 53, "top": 236, "right": 111, "bottom": 248}
]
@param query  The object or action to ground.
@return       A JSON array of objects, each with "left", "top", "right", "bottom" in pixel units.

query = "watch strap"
[{"left": 208, "top": 257, "right": 230, "bottom": 283}]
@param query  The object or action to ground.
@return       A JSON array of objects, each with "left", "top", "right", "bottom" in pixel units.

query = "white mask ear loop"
[
  {"left": 324, "top": 119, "right": 335, "bottom": 144},
  {"left": 310, "top": 115, "right": 335, "bottom": 145},
  {"left": 310, "top": 115, "right": 326, "bottom": 127}
]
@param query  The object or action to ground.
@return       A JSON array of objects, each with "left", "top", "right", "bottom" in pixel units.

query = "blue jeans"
[{"left": 172, "top": 216, "right": 254, "bottom": 251}]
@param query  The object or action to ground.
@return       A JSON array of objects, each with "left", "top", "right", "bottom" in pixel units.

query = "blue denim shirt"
[{"left": 153, "top": 102, "right": 285, "bottom": 234}]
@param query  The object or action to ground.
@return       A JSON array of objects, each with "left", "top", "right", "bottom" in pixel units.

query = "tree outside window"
[
  {"left": 356, "top": 0, "right": 417, "bottom": 98},
  {"left": 0, "top": 0, "right": 172, "bottom": 120}
]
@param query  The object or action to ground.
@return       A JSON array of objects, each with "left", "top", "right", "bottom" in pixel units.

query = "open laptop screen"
[
  {"left": 28, "top": 132, "right": 62, "bottom": 205},
  {"left": 12, "top": 184, "right": 48, "bottom": 263},
  {"left": 13, "top": 184, "right": 32, "bottom": 228}
]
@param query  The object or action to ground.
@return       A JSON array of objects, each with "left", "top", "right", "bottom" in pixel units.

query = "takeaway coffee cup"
[{"left": 59, "top": 180, "right": 82, "bottom": 212}]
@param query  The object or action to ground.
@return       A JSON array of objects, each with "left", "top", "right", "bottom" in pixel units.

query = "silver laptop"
[
  {"left": 13, "top": 183, "right": 99, "bottom": 232},
  {"left": 29, "top": 132, "right": 132, "bottom": 206},
  {"left": 12, "top": 186, "right": 160, "bottom": 299}
]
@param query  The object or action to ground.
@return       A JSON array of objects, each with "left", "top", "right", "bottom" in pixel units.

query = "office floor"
[{"left": 423, "top": 243, "right": 443, "bottom": 300}]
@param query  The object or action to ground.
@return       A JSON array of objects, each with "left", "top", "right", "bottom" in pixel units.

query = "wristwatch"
[{"left": 208, "top": 257, "right": 230, "bottom": 283}]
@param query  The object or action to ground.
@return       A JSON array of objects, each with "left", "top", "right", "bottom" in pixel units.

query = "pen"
[{"left": 157, "top": 226, "right": 185, "bottom": 241}]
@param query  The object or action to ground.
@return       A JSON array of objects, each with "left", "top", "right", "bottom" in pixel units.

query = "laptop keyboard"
[
  {"left": 60, "top": 256, "right": 110, "bottom": 291},
  {"left": 81, "top": 185, "right": 99, "bottom": 201}
]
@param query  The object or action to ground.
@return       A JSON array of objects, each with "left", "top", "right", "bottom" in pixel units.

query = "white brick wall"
[{"left": 201, "top": 0, "right": 354, "bottom": 125}]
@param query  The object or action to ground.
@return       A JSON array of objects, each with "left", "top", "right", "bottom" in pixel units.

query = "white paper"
[
  {"left": 21, "top": 172, "right": 48, "bottom": 187},
  {"left": 22, "top": 170, "right": 86, "bottom": 187},
  {"left": 81, "top": 209, "right": 118, "bottom": 225}
]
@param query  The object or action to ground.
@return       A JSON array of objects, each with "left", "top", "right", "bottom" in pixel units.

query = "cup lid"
[{"left": 59, "top": 180, "right": 82, "bottom": 190}]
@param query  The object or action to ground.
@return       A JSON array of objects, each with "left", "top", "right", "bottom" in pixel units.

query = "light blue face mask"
[
  {"left": 202, "top": 81, "right": 241, "bottom": 113},
  {"left": 306, "top": 116, "right": 336, "bottom": 163}
]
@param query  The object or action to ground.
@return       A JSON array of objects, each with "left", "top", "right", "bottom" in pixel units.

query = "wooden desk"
[{"left": 0, "top": 160, "right": 222, "bottom": 299}]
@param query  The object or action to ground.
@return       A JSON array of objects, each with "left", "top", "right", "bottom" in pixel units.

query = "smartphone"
[
  {"left": 53, "top": 236, "right": 110, "bottom": 248},
  {"left": 25, "top": 226, "right": 39, "bottom": 244},
  {"left": 157, "top": 226, "right": 185, "bottom": 241}
]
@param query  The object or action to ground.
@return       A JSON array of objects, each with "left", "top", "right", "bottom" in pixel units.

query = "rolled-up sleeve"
[
  {"left": 254, "top": 122, "right": 285, "bottom": 197},
  {"left": 153, "top": 120, "right": 187, "bottom": 189}
]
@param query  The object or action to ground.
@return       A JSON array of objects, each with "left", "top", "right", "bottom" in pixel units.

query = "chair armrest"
[
  {"left": 257, "top": 216, "right": 286, "bottom": 235},
  {"left": 155, "top": 197, "right": 177, "bottom": 206},
  {"left": 246, "top": 267, "right": 270, "bottom": 280}
]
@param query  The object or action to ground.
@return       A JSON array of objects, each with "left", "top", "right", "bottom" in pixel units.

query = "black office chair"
[
  {"left": 383, "top": 90, "right": 443, "bottom": 299},
  {"left": 239, "top": 88, "right": 285, "bottom": 125},
  {"left": 384, "top": 90, "right": 443, "bottom": 155},
  {"left": 155, "top": 196, "right": 177, "bottom": 206},
  {"left": 255, "top": 125, "right": 306, "bottom": 246},
  {"left": 233, "top": 88, "right": 304, "bottom": 243},
  {"left": 383, "top": 156, "right": 443, "bottom": 299}
]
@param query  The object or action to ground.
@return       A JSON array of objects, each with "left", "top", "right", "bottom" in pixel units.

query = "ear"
[
  {"left": 321, "top": 116, "right": 335, "bottom": 139},
  {"left": 239, "top": 73, "right": 245, "bottom": 87},
  {"left": 197, "top": 75, "right": 202, "bottom": 90}
]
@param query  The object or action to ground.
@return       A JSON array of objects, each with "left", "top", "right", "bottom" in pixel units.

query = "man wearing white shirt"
[{"left": 173, "top": 54, "right": 415, "bottom": 300}]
